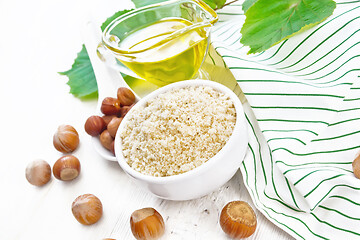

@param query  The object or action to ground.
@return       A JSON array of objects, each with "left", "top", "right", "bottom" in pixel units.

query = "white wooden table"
[{"left": 0, "top": 0, "right": 293, "bottom": 239}]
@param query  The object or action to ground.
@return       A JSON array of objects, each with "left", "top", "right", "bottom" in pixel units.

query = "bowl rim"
[{"left": 114, "top": 79, "right": 246, "bottom": 184}]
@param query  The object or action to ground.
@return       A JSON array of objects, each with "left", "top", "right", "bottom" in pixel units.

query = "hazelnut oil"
[{"left": 116, "top": 18, "right": 209, "bottom": 86}]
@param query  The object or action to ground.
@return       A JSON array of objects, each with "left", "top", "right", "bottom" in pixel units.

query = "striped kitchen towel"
[{"left": 211, "top": 0, "right": 360, "bottom": 239}]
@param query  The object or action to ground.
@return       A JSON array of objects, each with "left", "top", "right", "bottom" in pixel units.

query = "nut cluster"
[
  {"left": 85, "top": 87, "right": 136, "bottom": 155},
  {"left": 26, "top": 124, "right": 82, "bottom": 186},
  {"left": 25, "top": 84, "right": 260, "bottom": 238}
]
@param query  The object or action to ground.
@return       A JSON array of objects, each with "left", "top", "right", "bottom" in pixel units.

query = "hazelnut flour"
[{"left": 120, "top": 86, "right": 236, "bottom": 177}]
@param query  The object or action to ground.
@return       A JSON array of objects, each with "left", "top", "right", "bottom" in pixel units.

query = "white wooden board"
[{"left": 0, "top": 0, "right": 293, "bottom": 239}]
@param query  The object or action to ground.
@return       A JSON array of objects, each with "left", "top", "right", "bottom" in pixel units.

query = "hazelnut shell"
[
  {"left": 117, "top": 87, "right": 135, "bottom": 106},
  {"left": 220, "top": 201, "right": 257, "bottom": 239},
  {"left": 130, "top": 208, "right": 165, "bottom": 240},
  {"left": 53, "top": 155, "right": 81, "bottom": 181},
  {"left": 25, "top": 160, "right": 51, "bottom": 186},
  {"left": 100, "top": 130, "right": 113, "bottom": 151},
  {"left": 53, "top": 125, "right": 79, "bottom": 153},
  {"left": 107, "top": 117, "right": 123, "bottom": 138},
  {"left": 85, "top": 116, "right": 106, "bottom": 136},
  {"left": 352, "top": 151, "right": 360, "bottom": 179},
  {"left": 72, "top": 194, "right": 103, "bottom": 225},
  {"left": 101, "top": 97, "right": 121, "bottom": 115}
]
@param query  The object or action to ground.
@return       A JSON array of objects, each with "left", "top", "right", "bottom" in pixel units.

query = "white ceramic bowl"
[{"left": 114, "top": 80, "right": 248, "bottom": 200}]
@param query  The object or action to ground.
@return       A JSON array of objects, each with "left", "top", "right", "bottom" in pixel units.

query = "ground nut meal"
[{"left": 120, "top": 85, "right": 236, "bottom": 177}]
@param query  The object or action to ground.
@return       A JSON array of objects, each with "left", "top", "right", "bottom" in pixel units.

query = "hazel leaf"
[
  {"left": 101, "top": 9, "right": 134, "bottom": 31},
  {"left": 240, "top": 0, "right": 336, "bottom": 54},
  {"left": 59, "top": 45, "right": 98, "bottom": 99},
  {"left": 242, "top": 0, "right": 257, "bottom": 12},
  {"left": 131, "top": 0, "right": 168, "bottom": 8},
  {"left": 203, "top": 0, "right": 226, "bottom": 9},
  {"left": 59, "top": 9, "right": 133, "bottom": 99}
]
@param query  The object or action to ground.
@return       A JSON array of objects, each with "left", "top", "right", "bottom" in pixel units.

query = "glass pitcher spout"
[{"left": 193, "top": 0, "right": 218, "bottom": 24}]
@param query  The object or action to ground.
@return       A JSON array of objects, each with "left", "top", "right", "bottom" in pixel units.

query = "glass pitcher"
[{"left": 99, "top": 0, "right": 218, "bottom": 87}]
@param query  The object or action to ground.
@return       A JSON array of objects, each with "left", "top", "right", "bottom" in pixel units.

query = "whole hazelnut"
[
  {"left": 53, "top": 125, "right": 79, "bottom": 153},
  {"left": 100, "top": 130, "right": 113, "bottom": 151},
  {"left": 53, "top": 155, "right": 81, "bottom": 181},
  {"left": 85, "top": 115, "right": 106, "bottom": 136},
  {"left": 130, "top": 207, "right": 165, "bottom": 240},
  {"left": 107, "top": 117, "right": 123, "bottom": 138},
  {"left": 72, "top": 194, "right": 103, "bottom": 225},
  {"left": 117, "top": 87, "right": 135, "bottom": 106},
  {"left": 219, "top": 201, "right": 257, "bottom": 239},
  {"left": 25, "top": 160, "right": 51, "bottom": 186},
  {"left": 101, "top": 97, "right": 121, "bottom": 115}
]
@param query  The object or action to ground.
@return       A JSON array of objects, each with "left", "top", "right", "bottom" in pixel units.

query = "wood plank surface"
[{"left": 0, "top": 0, "right": 294, "bottom": 239}]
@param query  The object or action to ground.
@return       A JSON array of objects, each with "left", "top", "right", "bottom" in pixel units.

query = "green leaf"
[
  {"left": 101, "top": 9, "right": 134, "bottom": 31},
  {"left": 60, "top": 9, "right": 133, "bottom": 99},
  {"left": 240, "top": 0, "right": 336, "bottom": 54},
  {"left": 131, "top": 0, "right": 168, "bottom": 8},
  {"left": 202, "top": 0, "right": 226, "bottom": 9},
  {"left": 242, "top": 0, "right": 257, "bottom": 12},
  {"left": 60, "top": 0, "right": 225, "bottom": 100},
  {"left": 59, "top": 45, "right": 98, "bottom": 99}
]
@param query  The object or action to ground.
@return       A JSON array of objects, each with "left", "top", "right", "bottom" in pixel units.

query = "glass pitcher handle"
[{"left": 96, "top": 42, "right": 143, "bottom": 79}]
